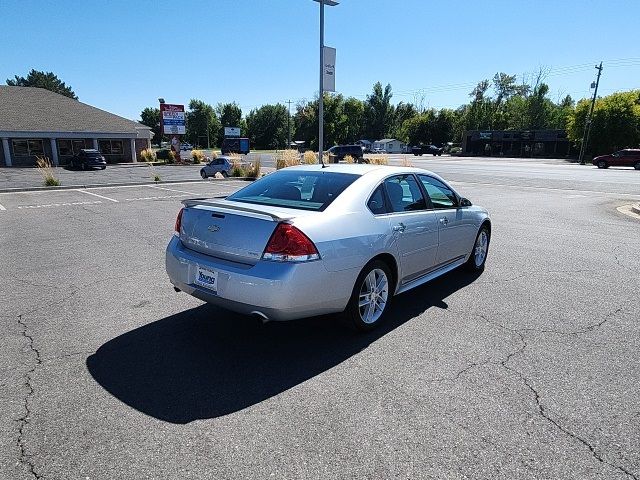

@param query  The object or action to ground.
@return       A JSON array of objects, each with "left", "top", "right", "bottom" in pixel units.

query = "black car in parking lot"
[
  {"left": 412, "top": 144, "right": 443, "bottom": 156},
  {"left": 68, "top": 149, "right": 107, "bottom": 170},
  {"left": 327, "top": 144, "right": 365, "bottom": 163}
]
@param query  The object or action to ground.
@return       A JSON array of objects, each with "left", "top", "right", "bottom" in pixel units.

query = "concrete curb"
[
  {"left": 632, "top": 204, "right": 640, "bottom": 215},
  {"left": 0, "top": 177, "right": 256, "bottom": 194}
]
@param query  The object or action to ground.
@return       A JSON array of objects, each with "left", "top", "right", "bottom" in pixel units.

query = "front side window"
[
  {"left": 384, "top": 175, "right": 427, "bottom": 213},
  {"left": 418, "top": 175, "right": 457, "bottom": 209},
  {"left": 227, "top": 170, "right": 358, "bottom": 211}
]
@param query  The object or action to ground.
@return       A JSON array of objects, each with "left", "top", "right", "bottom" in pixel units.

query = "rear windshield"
[{"left": 226, "top": 170, "right": 359, "bottom": 211}]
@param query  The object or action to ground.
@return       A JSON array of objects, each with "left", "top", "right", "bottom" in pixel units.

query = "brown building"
[
  {"left": 0, "top": 86, "right": 152, "bottom": 167},
  {"left": 462, "top": 129, "right": 573, "bottom": 158}
]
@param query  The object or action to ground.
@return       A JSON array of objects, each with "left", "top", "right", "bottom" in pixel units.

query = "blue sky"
[{"left": 1, "top": 0, "right": 639, "bottom": 121}]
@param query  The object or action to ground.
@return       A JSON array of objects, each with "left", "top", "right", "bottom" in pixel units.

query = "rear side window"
[
  {"left": 227, "top": 170, "right": 358, "bottom": 211},
  {"left": 384, "top": 175, "right": 427, "bottom": 213},
  {"left": 367, "top": 185, "right": 387, "bottom": 214}
]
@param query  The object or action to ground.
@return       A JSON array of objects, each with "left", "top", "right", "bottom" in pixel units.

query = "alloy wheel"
[
  {"left": 474, "top": 230, "right": 488, "bottom": 267},
  {"left": 358, "top": 268, "right": 389, "bottom": 324}
]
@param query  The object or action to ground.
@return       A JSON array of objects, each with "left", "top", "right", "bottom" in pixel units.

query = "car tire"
[
  {"left": 101, "top": 166, "right": 106, "bottom": 170},
  {"left": 634, "top": 162, "right": 640, "bottom": 170},
  {"left": 81, "top": 162, "right": 87, "bottom": 170},
  {"left": 346, "top": 260, "right": 392, "bottom": 331},
  {"left": 465, "top": 225, "right": 490, "bottom": 272},
  {"left": 200, "top": 170, "right": 207, "bottom": 179},
  {"left": 597, "top": 160, "right": 608, "bottom": 169}
]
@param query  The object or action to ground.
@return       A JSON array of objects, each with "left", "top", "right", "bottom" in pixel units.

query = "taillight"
[
  {"left": 174, "top": 208, "right": 184, "bottom": 234},
  {"left": 262, "top": 223, "right": 320, "bottom": 262}
]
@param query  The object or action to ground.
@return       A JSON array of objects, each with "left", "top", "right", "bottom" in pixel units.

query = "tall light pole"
[
  {"left": 313, "top": 0, "right": 338, "bottom": 166},
  {"left": 578, "top": 62, "right": 603, "bottom": 165}
]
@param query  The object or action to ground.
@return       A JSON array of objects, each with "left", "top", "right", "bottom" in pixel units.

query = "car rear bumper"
[{"left": 165, "top": 236, "right": 356, "bottom": 321}]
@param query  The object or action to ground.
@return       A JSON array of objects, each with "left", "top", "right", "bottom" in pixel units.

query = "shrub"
[
  {"left": 275, "top": 149, "right": 301, "bottom": 169},
  {"left": 231, "top": 162, "right": 246, "bottom": 177},
  {"left": 191, "top": 150, "right": 205, "bottom": 164},
  {"left": 368, "top": 155, "right": 389, "bottom": 165},
  {"left": 343, "top": 154, "right": 355, "bottom": 164},
  {"left": 166, "top": 150, "right": 177, "bottom": 164},
  {"left": 401, "top": 157, "right": 414, "bottom": 167},
  {"left": 140, "top": 148, "right": 156, "bottom": 162},
  {"left": 303, "top": 150, "right": 318, "bottom": 164},
  {"left": 245, "top": 156, "right": 261, "bottom": 178},
  {"left": 153, "top": 174, "right": 161, "bottom": 182},
  {"left": 155, "top": 148, "right": 170, "bottom": 160},
  {"left": 35, "top": 156, "right": 60, "bottom": 186}
]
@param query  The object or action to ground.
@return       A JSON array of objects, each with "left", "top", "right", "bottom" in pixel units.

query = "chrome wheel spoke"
[{"left": 358, "top": 268, "right": 389, "bottom": 324}]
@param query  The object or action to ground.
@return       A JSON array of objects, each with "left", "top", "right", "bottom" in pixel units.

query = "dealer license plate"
[{"left": 194, "top": 266, "right": 218, "bottom": 292}]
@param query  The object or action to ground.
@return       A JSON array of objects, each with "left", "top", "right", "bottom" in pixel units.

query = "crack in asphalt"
[
  {"left": 614, "top": 251, "right": 639, "bottom": 275},
  {"left": 522, "top": 307, "right": 624, "bottom": 336},
  {"left": 16, "top": 314, "right": 43, "bottom": 480},
  {"left": 479, "top": 310, "right": 638, "bottom": 479}
]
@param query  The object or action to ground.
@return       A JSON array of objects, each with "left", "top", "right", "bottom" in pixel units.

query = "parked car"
[
  {"left": 593, "top": 149, "right": 640, "bottom": 169},
  {"left": 327, "top": 144, "right": 365, "bottom": 163},
  {"left": 372, "top": 147, "right": 386, "bottom": 154},
  {"left": 199, "top": 156, "right": 251, "bottom": 178},
  {"left": 412, "top": 145, "right": 443, "bottom": 156},
  {"left": 67, "top": 149, "right": 107, "bottom": 170},
  {"left": 180, "top": 143, "right": 193, "bottom": 151},
  {"left": 166, "top": 164, "right": 491, "bottom": 330}
]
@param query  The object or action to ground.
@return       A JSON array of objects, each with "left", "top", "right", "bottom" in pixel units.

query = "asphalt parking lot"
[{"left": 1, "top": 161, "right": 639, "bottom": 479}]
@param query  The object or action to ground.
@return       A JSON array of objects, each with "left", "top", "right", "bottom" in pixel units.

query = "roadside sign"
[
  {"left": 323, "top": 46, "right": 336, "bottom": 92},
  {"left": 160, "top": 104, "right": 186, "bottom": 135},
  {"left": 224, "top": 127, "right": 241, "bottom": 137}
]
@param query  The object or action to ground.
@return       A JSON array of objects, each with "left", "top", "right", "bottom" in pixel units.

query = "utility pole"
[
  {"left": 579, "top": 62, "right": 603, "bottom": 165},
  {"left": 206, "top": 115, "right": 210, "bottom": 150},
  {"left": 286, "top": 99, "right": 292, "bottom": 149}
]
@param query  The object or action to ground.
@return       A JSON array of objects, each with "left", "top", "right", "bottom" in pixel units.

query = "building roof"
[
  {"left": 0, "top": 86, "right": 151, "bottom": 135},
  {"left": 376, "top": 138, "right": 402, "bottom": 143}
]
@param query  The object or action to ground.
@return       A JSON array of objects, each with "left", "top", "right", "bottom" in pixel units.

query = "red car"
[{"left": 593, "top": 149, "right": 640, "bottom": 169}]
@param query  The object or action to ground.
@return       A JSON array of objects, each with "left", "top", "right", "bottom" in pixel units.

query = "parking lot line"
[
  {"left": 77, "top": 189, "right": 119, "bottom": 202},
  {"left": 146, "top": 185, "right": 200, "bottom": 195}
]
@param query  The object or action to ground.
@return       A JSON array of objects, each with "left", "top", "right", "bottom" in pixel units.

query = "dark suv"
[
  {"left": 68, "top": 149, "right": 107, "bottom": 170},
  {"left": 327, "top": 144, "right": 364, "bottom": 163},
  {"left": 593, "top": 149, "right": 640, "bottom": 169},
  {"left": 412, "top": 144, "right": 443, "bottom": 156}
]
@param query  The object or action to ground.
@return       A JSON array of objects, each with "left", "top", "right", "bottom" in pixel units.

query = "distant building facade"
[
  {"left": 373, "top": 138, "right": 407, "bottom": 154},
  {"left": 0, "top": 86, "right": 152, "bottom": 167},
  {"left": 462, "top": 129, "right": 572, "bottom": 158}
]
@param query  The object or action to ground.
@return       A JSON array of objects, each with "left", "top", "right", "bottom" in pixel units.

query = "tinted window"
[
  {"left": 418, "top": 175, "right": 457, "bottom": 209},
  {"left": 384, "top": 175, "right": 426, "bottom": 213},
  {"left": 227, "top": 170, "right": 358, "bottom": 211},
  {"left": 367, "top": 185, "right": 387, "bottom": 214}
]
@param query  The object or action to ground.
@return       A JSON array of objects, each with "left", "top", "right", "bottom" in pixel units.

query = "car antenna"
[{"left": 320, "top": 150, "right": 326, "bottom": 168}]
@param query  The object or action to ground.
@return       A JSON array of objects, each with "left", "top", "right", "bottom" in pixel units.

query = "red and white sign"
[{"left": 160, "top": 103, "right": 186, "bottom": 135}]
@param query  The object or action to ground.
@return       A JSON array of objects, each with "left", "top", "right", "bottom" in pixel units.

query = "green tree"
[
  {"left": 246, "top": 103, "right": 289, "bottom": 149},
  {"left": 567, "top": 90, "right": 640, "bottom": 157},
  {"left": 140, "top": 107, "right": 163, "bottom": 146},
  {"left": 216, "top": 102, "right": 247, "bottom": 141},
  {"left": 400, "top": 110, "right": 435, "bottom": 145},
  {"left": 185, "top": 99, "right": 220, "bottom": 148},
  {"left": 6, "top": 69, "right": 78, "bottom": 99},
  {"left": 392, "top": 102, "right": 418, "bottom": 140},
  {"left": 365, "top": 82, "right": 394, "bottom": 140}
]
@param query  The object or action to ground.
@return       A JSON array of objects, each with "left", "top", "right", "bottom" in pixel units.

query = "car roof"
[{"left": 284, "top": 163, "right": 444, "bottom": 181}]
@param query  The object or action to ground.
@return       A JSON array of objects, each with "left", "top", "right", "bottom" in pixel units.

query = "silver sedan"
[{"left": 166, "top": 164, "right": 491, "bottom": 330}]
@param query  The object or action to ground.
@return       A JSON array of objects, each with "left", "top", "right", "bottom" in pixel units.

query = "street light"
[{"left": 313, "top": 0, "right": 338, "bottom": 166}]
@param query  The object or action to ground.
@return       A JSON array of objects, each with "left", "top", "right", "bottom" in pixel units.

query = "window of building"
[
  {"left": 12, "top": 139, "right": 44, "bottom": 156},
  {"left": 58, "top": 139, "right": 87, "bottom": 156},
  {"left": 98, "top": 140, "right": 124, "bottom": 155}
]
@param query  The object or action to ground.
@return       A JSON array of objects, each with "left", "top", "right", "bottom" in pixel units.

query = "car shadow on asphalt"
[{"left": 86, "top": 269, "right": 481, "bottom": 424}]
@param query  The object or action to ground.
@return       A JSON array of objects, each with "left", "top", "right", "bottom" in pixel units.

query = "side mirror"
[{"left": 459, "top": 197, "right": 472, "bottom": 207}]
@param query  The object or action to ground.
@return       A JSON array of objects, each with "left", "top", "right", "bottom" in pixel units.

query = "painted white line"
[
  {"left": 125, "top": 194, "right": 188, "bottom": 201},
  {"left": 0, "top": 203, "right": 6, "bottom": 211},
  {"left": 17, "top": 201, "right": 102, "bottom": 209},
  {"left": 77, "top": 189, "right": 119, "bottom": 202},
  {"left": 449, "top": 181, "right": 640, "bottom": 198},
  {"left": 146, "top": 185, "right": 200, "bottom": 195}
]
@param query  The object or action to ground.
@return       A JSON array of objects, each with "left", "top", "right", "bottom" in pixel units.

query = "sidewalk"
[{"left": 0, "top": 164, "right": 205, "bottom": 192}]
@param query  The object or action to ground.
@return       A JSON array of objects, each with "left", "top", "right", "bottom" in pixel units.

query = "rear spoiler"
[{"left": 181, "top": 198, "right": 289, "bottom": 222}]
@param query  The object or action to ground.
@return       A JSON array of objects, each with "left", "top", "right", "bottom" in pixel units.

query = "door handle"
[
  {"left": 439, "top": 217, "right": 449, "bottom": 226},
  {"left": 392, "top": 222, "right": 406, "bottom": 232}
]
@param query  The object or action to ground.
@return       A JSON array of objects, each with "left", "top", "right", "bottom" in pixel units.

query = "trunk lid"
[{"left": 178, "top": 199, "right": 309, "bottom": 265}]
